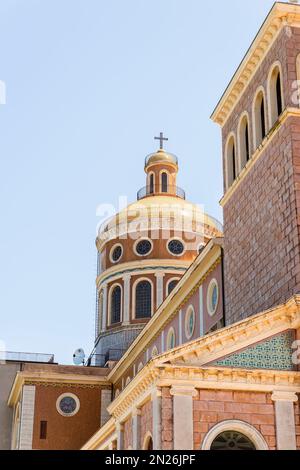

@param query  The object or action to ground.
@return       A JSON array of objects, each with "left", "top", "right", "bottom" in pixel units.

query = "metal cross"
[{"left": 154, "top": 132, "right": 168, "bottom": 150}]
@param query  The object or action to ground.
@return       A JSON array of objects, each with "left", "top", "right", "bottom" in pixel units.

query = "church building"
[{"left": 5, "top": 1, "right": 300, "bottom": 451}]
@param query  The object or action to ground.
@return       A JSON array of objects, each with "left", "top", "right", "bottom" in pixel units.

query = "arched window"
[
  {"left": 296, "top": 54, "right": 300, "bottom": 107},
  {"left": 167, "top": 279, "right": 179, "bottom": 296},
  {"left": 201, "top": 420, "right": 269, "bottom": 451},
  {"left": 161, "top": 172, "right": 168, "bottom": 193},
  {"left": 210, "top": 431, "right": 256, "bottom": 450},
  {"left": 253, "top": 90, "right": 266, "bottom": 149},
  {"left": 225, "top": 135, "right": 236, "bottom": 189},
  {"left": 149, "top": 173, "right": 154, "bottom": 194},
  {"left": 238, "top": 114, "right": 250, "bottom": 169},
  {"left": 135, "top": 280, "right": 152, "bottom": 318},
  {"left": 268, "top": 64, "right": 284, "bottom": 127},
  {"left": 166, "top": 327, "right": 176, "bottom": 350},
  {"left": 110, "top": 285, "right": 121, "bottom": 324}
]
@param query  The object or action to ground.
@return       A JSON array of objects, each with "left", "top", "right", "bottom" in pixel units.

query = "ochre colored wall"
[{"left": 32, "top": 385, "right": 102, "bottom": 450}]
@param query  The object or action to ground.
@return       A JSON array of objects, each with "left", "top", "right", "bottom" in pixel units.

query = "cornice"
[
  {"left": 107, "top": 241, "right": 223, "bottom": 384},
  {"left": 7, "top": 371, "right": 110, "bottom": 407},
  {"left": 96, "top": 260, "right": 189, "bottom": 289},
  {"left": 211, "top": 3, "right": 300, "bottom": 127},
  {"left": 220, "top": 108, "right": 300, "bottom": 207}
]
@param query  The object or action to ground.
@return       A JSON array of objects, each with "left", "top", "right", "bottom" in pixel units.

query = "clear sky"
[{"left": 0, "top": 0, "right": 277, "bottom": 364}]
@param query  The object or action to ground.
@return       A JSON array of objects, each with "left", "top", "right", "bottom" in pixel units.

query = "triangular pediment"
[
  {"left": 206, "top": 330, "right": 295, "bottom": 371},
  {"left": 154, "top": 296, "right": 300, "bottom": 370}
]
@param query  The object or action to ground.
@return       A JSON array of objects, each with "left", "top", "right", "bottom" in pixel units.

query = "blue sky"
[{"left": 0, "top": 0, "right": 276, "bottom": 364}]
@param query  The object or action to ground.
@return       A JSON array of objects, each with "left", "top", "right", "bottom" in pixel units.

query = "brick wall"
[
  {"left": 193, "top": 390, "right": 276, "bottom": 450},
  {"left": 224, "top": 117, "right": 300, "bottom": 323},
  {"left": 161, "top": 387, "right": 173, "bottom": 450},
  {"left": 221, "top": 27, "right": 300, "bottom": 324}
]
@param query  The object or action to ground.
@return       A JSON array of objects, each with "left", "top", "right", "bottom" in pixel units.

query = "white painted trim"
[
  {"left": 179, "top": 309, "right": 183, "bottom": 345},
  {"left": 166, "top": 327, "right": 176, "bottom": 351},
  {"left": 206, "top": 278, "right": 219, "bottom": 317},
  {"left": 109, "top": 243, "right": 123, "bottom": 264},
  {"left": 165, "top": 277, "right": 180, "bottom": 297},
  {"left": 159, "top": 169, "right": 170, "bottom": 193},
  {"left": 184, "top": 305, "right": 196, "bottom": 340},
  {"left": 147, "top": 171, "right": 155, "bottom": 194},
  {"left": 101, "top": 283, "right": 108, "bottom": 332},
  {"left": 252, "top": 86, "right": 267, "bottom": 151},
  {"left": 237, "top": 111, "right": 250, "bottom": 173},
  {"left": 108, "top": 282, "right": 123, "bottom": 325},
  {"left": 199, "top": 286, "right": 204, "bottom": 337},
  {"left": 166, "top": 237, "right": 186, "bottom": 257},
  {"left": 201, "top": 420, "right": 269, "bottom": 450},
  {"left": 224, "top": 132, "right": 236, "bottom": 191},
  {"left": 133, "top": 238, "right": 154, "bottom": 257},
  {"left": 19, "top": 385, "right": 36, "bottom": 450},
  {"left": 267, "top": 60, "right": 285, "bottom": 130},
  {"left": 56, "top": 393, "right": 80, "bottom": 417}
]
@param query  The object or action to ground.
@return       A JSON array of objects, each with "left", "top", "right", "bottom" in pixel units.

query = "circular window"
[
  {"left": 185, "top": 306, "right": 195, "bottom": 339},
  {"left": 210, "top": 431, "right": 256, "bottom": 451},
  {"left": 110, "top": 244, "right": 123, "bottom": 263},
  {"left": 167, "top": 239, "right": 185, "bottom": 256},
  {"left": 207, "top": 279, "right": 219, "bottom": 316},
  {"left": 135, "top": 239, "right": 153, "bottom": 256},
  {"left": 56, "top": 393, "right": 80, "bottom": 417}
]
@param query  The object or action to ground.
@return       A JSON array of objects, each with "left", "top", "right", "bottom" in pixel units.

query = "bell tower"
[{"left": 212, "top": 2, "right": 300, "bottom": 324}]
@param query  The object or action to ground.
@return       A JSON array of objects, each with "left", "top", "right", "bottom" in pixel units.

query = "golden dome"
[
  {"left": 98, "top": 195, "right": 223, "bottom": 244},
  {"left": 145, "top": 149, "right": 178, "bottom": 169}
]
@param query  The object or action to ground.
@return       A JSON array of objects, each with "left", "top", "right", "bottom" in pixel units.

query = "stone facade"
[{"left": 221, "top": 26, "right": 300, "bottom": 324}]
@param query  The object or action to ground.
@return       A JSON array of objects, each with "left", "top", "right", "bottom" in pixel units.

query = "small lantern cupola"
[{"left": 143, "top": 132, "right": 181, "bottom": 199}]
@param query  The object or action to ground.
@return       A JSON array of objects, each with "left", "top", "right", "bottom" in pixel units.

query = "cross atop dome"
[{"left": 154, "top": 132, "right": 168, "bottom": 150}]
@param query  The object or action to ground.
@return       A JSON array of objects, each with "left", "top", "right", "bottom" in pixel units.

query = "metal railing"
[
  {"left": 137, "top": 185, "right": 186, "bottom": 201},
  {"left": 1, "top": 351, "right": 55, "bottom": 363}
]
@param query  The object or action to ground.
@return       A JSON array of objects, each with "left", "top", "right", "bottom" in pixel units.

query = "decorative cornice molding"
[
  {"left": 96, "top": 260, "right": 189, "bottom": 289},
  {"left": 271, "top": 390, "right": 299, "bottom": 402},
  {"left": 7, "top": 371, "right": 110, "bottom": 407},
  {"left": 211, "top": 3, "right": 300, "bottom": 127},
  {"left": 220, "top": 108, "right": 300, "bottom": 207}
]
